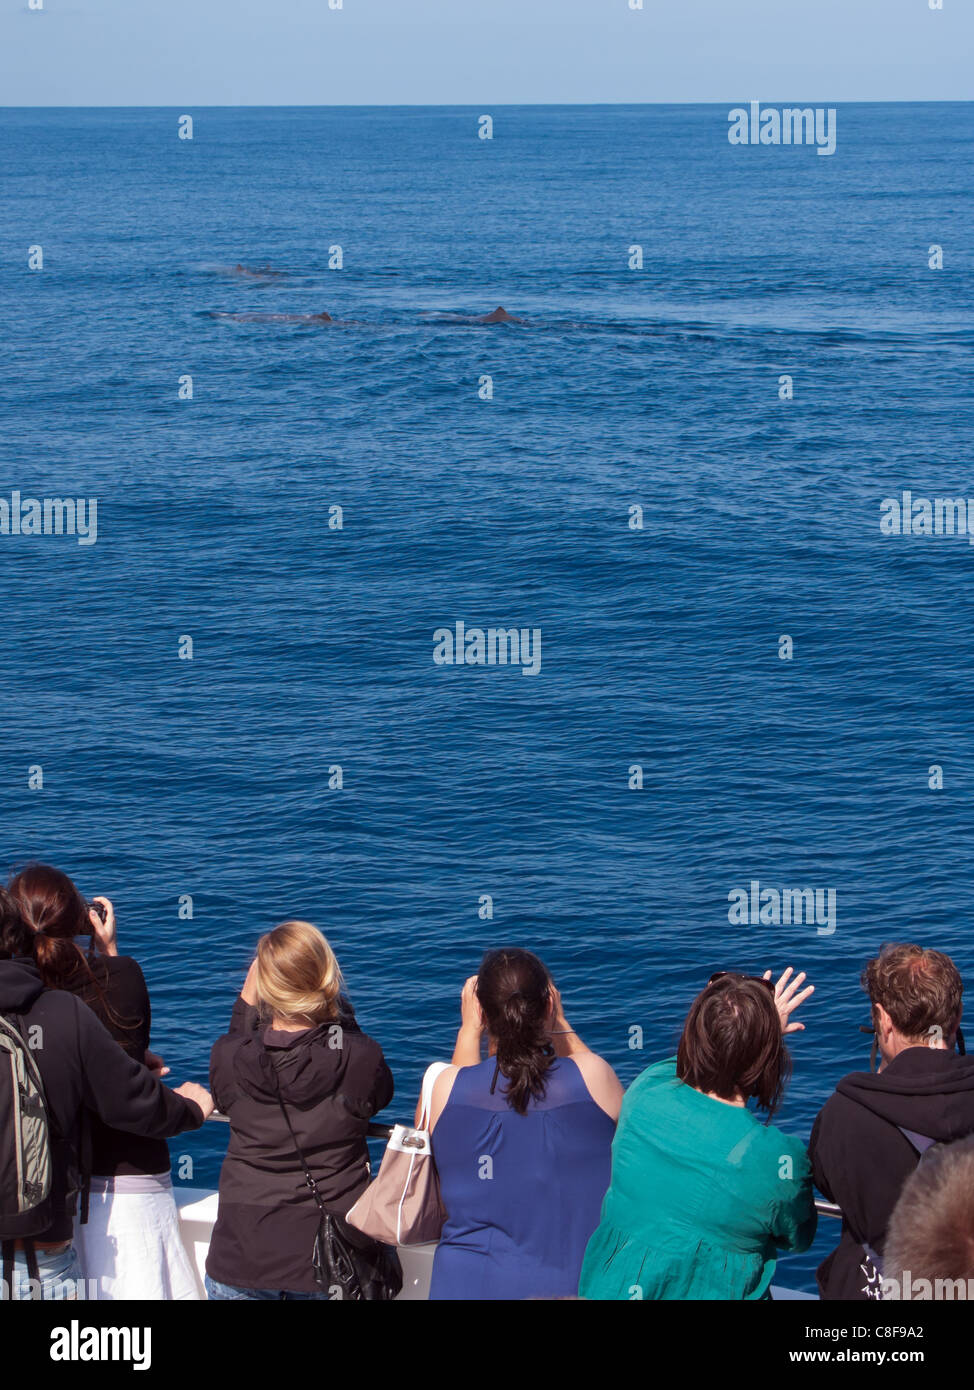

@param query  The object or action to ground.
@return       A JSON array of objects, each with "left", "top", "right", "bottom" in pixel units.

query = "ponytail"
[
  {"left": 31, "top": 926, "right": 91, "bottom": 991},
  {"left": 477, "top": 950, "right": 555, "bottom": 1116}
]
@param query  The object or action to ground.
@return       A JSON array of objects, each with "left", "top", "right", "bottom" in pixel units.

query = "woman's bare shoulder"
[{"left": 568, "top": 1050, "right": 625, "bottom": 1120}]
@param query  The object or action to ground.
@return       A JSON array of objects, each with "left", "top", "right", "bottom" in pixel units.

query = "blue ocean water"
[{"left": 2, "top": 104, "right": 974, "bottom": 1293}]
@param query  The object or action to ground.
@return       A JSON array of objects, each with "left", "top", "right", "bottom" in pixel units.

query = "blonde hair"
[{"left": 254, "top": 920, "right": 344, "bottom": 1026}]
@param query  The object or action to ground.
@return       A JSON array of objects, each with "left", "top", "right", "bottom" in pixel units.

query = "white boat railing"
[
  {"left": 183, "top": 1113, "right": 839, "bottom": 1299},
  {"left": 206, "top": 1114, "right": 843, "bottom": 1218}
]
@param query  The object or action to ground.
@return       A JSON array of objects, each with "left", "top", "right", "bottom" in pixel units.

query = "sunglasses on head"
[{"left": 708, "top": 972, "right": 775, "bottom": 992}]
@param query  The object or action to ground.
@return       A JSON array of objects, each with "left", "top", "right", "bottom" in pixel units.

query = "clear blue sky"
[{"left": 2, "top": 0, "right": 971, "bottom": 106}]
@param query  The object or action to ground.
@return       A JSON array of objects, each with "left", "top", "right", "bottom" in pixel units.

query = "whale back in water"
[
  {"left": 228, "top": 263, "right": 288, "bottom": 279},
  {"left": 210, "top": 310, "right": 333, "bottom": 323},
  {"left": 478, "top": 306, "right": 522, "bottom": 324}
]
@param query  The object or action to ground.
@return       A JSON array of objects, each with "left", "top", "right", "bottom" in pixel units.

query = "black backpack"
[{"left": 0, "top": 1012, "right": 54, "bottom": 1299}]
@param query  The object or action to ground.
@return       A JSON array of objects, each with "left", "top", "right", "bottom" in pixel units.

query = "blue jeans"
[
  {"left": 205, "top": 1274, "right": 333, "bottom": 1301},
  {"left": 5, "top": 1245, "right": 83, "bottom": 1301}
]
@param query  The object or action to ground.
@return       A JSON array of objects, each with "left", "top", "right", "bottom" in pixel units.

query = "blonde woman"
[{"left": 205, "top": 922, "right": 394, "bottom": 1300}]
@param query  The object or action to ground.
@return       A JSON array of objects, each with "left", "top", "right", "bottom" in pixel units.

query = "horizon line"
[{"left": 1, "top": 98, "right": 972, "bottom": 110}]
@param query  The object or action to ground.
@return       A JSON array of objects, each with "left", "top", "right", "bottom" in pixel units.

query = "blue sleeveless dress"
[{"left": 429, "top": 1056, "right": 615, "bottom": 1300}]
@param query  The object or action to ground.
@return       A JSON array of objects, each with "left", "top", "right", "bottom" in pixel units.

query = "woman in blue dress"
[{"left": 425, "top": 948, "right": 622, "bottom": 1300}]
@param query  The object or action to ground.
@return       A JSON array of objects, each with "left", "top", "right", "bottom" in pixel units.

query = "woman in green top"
[{"left": 579, "top": 968, "right": 816, "bottom": 1300}]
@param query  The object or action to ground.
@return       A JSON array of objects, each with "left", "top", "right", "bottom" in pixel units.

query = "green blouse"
[{"left": 579, "top": 1057, "right": 816, "bottom": 1300}]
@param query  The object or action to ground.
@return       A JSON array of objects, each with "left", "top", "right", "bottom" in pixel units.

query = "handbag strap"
[
  {"left": 257, "top": 1042, "right": 328, "bottom": 1215},
  {"left": 418, "top": 1061, "right": 452, "bottom": 1131}
]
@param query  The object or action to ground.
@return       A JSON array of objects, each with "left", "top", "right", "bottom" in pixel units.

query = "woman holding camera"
[
  {"left": 205, "top": 920, "right": 394, "bottom": 1300},
  {"left": 8, "top": 862, "right": 206, "bottom": 1299},
  {"left": 425, "top": 948, "right": 622, "bottom": 1300}
]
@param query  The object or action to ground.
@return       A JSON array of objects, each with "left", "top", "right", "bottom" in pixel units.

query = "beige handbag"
[{"left": 345, "top": 1061, "right": 451, "bottom": 1246}]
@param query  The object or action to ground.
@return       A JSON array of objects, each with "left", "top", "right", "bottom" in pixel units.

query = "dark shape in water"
[
  {"left": 423, "top": 306, "right": 526, "bottom": 327},
  {"left": 477, "top": 306, "right": 524, "bottom": 324},
  {"left": 229, "top": 263, "right": 288, "bottom": 279},
  {"left": 210, "top": 310, "right": 333, "bottom": 324}
]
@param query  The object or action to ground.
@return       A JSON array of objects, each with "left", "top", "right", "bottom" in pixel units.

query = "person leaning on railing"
[
  {"left": 809, "top": 943, "right": 974, "bottom": 1300},
  {"left": 0, "top": 888, "right": 211, "bottom": 1302},
  {"left": 6, "top": 863, "right": 210, "bottom": 1301},
  {"left": 204, "top": 920, "right": 394, "bottom": 1301},
  {"left": 578, "top": 968, "right": 817, "bottom": 1301}
]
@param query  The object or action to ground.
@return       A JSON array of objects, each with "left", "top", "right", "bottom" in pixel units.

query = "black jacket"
[
  {"left": 73, "top": 954, "right": 171, "bottom": 1178},
  {"left": 206, "top": 996, "right": 394, "bottom": 1293},
  {"left": 809, "top": 1046, "right": 974, "bottom": 1299},
  {"left": 0, "top": 959, "right": 204, "bottom": 1242}
]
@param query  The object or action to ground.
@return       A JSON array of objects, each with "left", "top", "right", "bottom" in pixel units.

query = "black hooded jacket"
[
  {"left": 206, "top": 995, "right": 394, "bottom": 1293},
  {"left": 809, "top": 1046, "right": 974, "bottom": 1299},
  {"left": 0, "top": 959, "right": 204, "bottom": 1242}
]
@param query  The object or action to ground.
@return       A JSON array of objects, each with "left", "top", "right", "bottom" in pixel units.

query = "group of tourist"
[{"left": 2, "top": 860, "right": 973, "bottom": 1301}]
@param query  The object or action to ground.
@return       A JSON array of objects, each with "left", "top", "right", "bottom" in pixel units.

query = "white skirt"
[{"left": 74, "top": 1173, "right": 200, "bottom": 1301}]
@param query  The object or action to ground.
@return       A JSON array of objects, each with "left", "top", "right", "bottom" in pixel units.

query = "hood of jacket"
[
  {"left": 836, "top": 1045, "right": 974, "bottom": 1143},
  {"left": 0, "top": 958, "right": 45, "bottom": 1014},
  {"left": 230, "top": 1010, "right": 370, "bottom": 1113}
]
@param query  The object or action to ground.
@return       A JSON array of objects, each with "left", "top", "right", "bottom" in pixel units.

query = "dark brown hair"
[
  {"left": 476, "top": 948, "right": 555, "bottom": 1116},
  {"left": 8, "top": 863, "right": 121, "bottom": 1027},
  {"left": 676, "top": 974, "right": 789, "bottom": 1115},
  {"left": 0, "top": 888, "right": 31, "bottom": 960},
  {"left": 863, "top": 943, "right": 963, "bottom": 1043}
]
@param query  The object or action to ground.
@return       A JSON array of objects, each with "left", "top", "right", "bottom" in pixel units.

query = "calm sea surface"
[{"left": 2, "top": 104, "right": 973, "bottom": 1292}]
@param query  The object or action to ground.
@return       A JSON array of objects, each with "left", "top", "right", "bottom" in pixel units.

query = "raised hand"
[
  {"left": 451, "top": 976, "right": 485, "bottom": 1067},
  {"left": 459, "top": 975, "right": 484, "bottom": 1034},
  {"left": 763, "top": 967, "right": 814, "bottom": 1035},
  {"left": 241, "top": 959, "right": 260, "bottom": 1006},
  {"left": 89, "top": 896, "right": 118, "bottom": 957}
]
